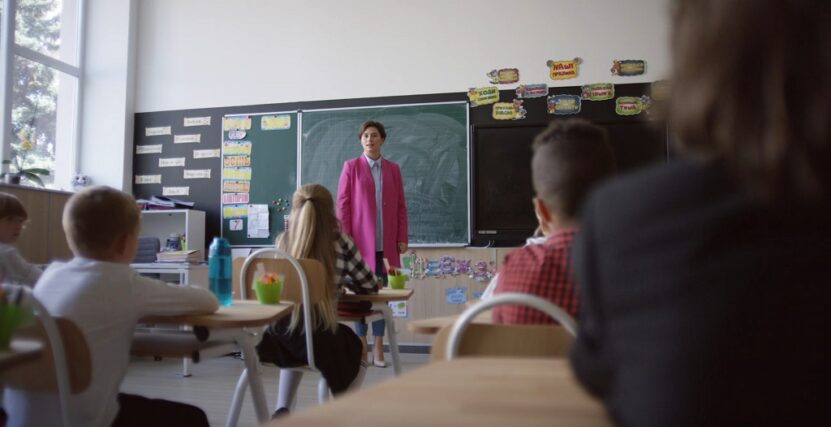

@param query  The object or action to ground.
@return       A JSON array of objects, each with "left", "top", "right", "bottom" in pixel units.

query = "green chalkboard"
[
  {"left": 300, "top": 102, "right": 469, "bottom": 245},
  {"left": 221, "top": 112, "right": 297, "bottom": 245}
]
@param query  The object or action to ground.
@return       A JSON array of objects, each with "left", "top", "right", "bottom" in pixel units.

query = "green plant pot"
[
  {"left": 0, "top": 304, "right": 25, "bottom": 349},
  {"left": 254, "top": 280, "right": 283, "bottom": 304},
  {"left": 388, "top": 274, "right": 408, "bottom": 289}
]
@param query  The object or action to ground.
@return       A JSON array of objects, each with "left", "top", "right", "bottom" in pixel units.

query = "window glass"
[{"left": 14, "top": 0, "right": 79, "bottom": 67}]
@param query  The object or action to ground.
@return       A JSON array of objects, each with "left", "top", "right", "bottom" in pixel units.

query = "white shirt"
[
  {"left": 3, "top": 257, "right": 218, "bottom": 427},
  {"left": 0, "top": 243, "right": 41, "bottom": 286}
]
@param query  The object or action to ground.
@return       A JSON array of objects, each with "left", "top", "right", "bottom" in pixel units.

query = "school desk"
[
  {"left": 407, "top": 310, "right": 493, "bottom": 335},
  {"left": 270, "top": 357, "right": 610, "bottom": 427},
  {"left": 339, "top": 288, "right": 414, "bottom": 375},
  {"left": 0, "top": 338, "right": 43, "bottom": 371},
  {"left": 135, "top": 300, "right": 292, "bottom": 427}
]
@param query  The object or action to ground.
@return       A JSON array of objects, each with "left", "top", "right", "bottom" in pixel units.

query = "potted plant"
[{"left": 2, "top": 130, "right": 50, "bottom": 187}]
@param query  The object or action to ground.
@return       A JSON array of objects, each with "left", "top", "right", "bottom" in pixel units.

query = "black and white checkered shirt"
[{"left": 335, "top": 232, "right": 382, "bottom": 295}]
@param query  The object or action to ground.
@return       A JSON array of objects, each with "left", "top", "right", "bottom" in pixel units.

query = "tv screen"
[{"left": 471, "top": 120, "right": 667, "bottom": 247}]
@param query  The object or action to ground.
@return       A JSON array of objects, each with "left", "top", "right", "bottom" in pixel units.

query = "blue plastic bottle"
[{"left": 208, "top": 237, "right": 232, "bottom": 306}]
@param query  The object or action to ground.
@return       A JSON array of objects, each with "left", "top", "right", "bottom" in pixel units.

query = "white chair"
[
  {"left": 444, "top": 293, "right": 577, "bottom": 360},
  {"left": 0, "top": 284, "right": 92, "bottom": 427},
  {"left": 232, "top": 248, "right": 330, "bottom": 415}
]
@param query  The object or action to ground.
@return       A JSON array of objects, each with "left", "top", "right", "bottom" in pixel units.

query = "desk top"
[
  {"left": 141, "top": 300, "right": 293, "bottom": 329},
  {"left": 0, "top": 339, "right": 43, "bottom": 371},
  {"left": 272, "top": 357, "right": 609, "bottom": 427},
  {"left": 340, "top": 288, "right": 414, "bottom": 303},
  {"left": 407, "top": 310, "right": 493, "bottom": 334}
]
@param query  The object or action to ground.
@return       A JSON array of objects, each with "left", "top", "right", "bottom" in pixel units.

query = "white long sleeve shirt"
[
  {"left": 0, "top": 243, "right": 41, "bottom": 286},
  {"left": 3, "top": 257, "right": 218, "bottom": 427}
]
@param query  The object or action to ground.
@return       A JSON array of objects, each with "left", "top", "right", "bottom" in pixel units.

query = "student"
[
  {"left": 3, "top": 186, "right": 218, "bottom": 427},
  {"left": 336, "top": 120, "right": 408, "bottom": 368},
  {"left": 0, "top": 192, "right": 41, "bottom": 286},
  {"left": 492, "top": 119, "right": 615, "bottom": 324},
  {"left": 569, "top": 0, "right": 831, "bottom": 425},
  {"left": 256, "top": 183, "right": 382, "bottom": 418}
]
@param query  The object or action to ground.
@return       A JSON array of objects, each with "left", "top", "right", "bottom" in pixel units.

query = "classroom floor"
[{"left": 121, "top": 351, "right": 431, "bottom": 427}]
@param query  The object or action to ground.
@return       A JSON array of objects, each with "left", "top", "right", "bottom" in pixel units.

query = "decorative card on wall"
[
  {"left": 581, "top": 83, "right": 615, "bottom": 101},
  {"left": 467, "top": 86, "right": 500, "bottom": 107},
  {"left": 515, "top": 84, "right": 548, "bottom": 99},
  {"left": 615, "top": 95, "right": 651, "bottom": 116},
  {"left": 487, "top": 68, "right": 519, "bottom": 84},
  {"left": 547, "top": 94, "right": 582, "bottom": 115},
  {"left": 611, "top": 60, "right": 646, "bottom": 76},
  {"left": 547, "top": 58, "right": 581, "bottom": 80},
  {"left": 492, "top": 100, "right": 527, "bottom": 120}
]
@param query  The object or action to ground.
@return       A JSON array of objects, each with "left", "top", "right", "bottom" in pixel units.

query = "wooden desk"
[
  {"left": 138, "top": 301, "right": 293, "bottom": 427},
  {"left": 271, "top": 357, "right": 609, "bottom": 427},
  {"left": 340, "top": 288, "right": 414, "bottom": 375},
  {"left": 0, "top": 339, "right": 43, "bottom": 371},
  {"left": 407, "top": 310, "right": 493, "bottom": 335}
]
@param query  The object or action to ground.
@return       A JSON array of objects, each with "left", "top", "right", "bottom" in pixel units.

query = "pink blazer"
[{"left": 336, "top": 156, "right": 408, "bottom": 271}]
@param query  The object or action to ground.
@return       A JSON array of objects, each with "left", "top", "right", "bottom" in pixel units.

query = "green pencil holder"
[
  {"left": 254, "top": 280, "right": 283, "bottom": 304},
  {"left": 0, "top": 304, "right": 25, "bottom": 350},
  {"left": 388, "top": 274, "right": 408, "bottom": 290}
]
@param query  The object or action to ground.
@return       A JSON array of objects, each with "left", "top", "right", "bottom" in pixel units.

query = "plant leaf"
[
  {"left": 23, "top": 168, "right": 50, "bottom": 175},
  {"left": 20, "top": 171, "right": 44, "bottom": 187}
]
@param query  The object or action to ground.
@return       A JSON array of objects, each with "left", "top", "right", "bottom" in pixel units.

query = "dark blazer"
[{"left": 570, "top": 159, "right": 831, "bottom": 427}]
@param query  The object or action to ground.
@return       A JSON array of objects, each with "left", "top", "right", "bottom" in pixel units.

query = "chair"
[
  {"left": 435, "top": 293, "right": 577, "bottom": 361},
  {"left": 232, "top": 248, "right": 330, "bottom": 413},
  {"left": 0, "top": 285, "right": 92, "bottom": 427}
]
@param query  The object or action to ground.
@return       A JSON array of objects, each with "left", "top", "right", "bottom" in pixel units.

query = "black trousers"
[{"left": 111, "top": 393, "right": 209, "bottom": 427}]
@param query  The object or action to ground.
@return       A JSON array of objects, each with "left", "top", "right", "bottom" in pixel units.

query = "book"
[
  {"left": 136, "top": 195, "right": 196, "bottom": 210},
  {"left": 156, "top": 249, "right": 201, "bottom": 263}
]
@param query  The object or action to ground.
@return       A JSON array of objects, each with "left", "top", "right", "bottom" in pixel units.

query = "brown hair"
[
  {"left": 532, "top": 119, "right": 616, "bottom": 220},
  {"left": 669, "top": 0, "right": 831, "bottom": 201},
  {"left": 62, "top": 186, "right": 140, "bottom": 259},
  {"left": 0, "top": 192, "right": 27, "bottom": 220},
  {"left": 276, "top": 184, "right": 339, "bottom": 333},
  {"left": 358, "top": 120, "right": 386, "bottom": 140}
]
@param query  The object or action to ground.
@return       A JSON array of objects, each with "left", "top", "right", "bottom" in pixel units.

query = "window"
[{"left": 1, "top": 0, "right": 84, "bottom": 189}]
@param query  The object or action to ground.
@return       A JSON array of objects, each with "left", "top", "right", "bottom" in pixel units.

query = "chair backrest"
[
  {"left": 0, "top": 285, "right": 92, "bottom": 427},
  {"left": 443, "top": 293, "right": 577, "bottom": 361},
  {"left": 431, "top": 322, "right": 572, "bottom": 362}
]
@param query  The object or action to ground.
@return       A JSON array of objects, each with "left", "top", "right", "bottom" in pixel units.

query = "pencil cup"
[
  {"left": 0, "top": 304, "right": 25, "bottom": 349},
  {"left": 254, "top": 278, "right": 283, "bottom": 304},
  {"left": 388, "top": 274, "right": 408, "bottom": 290}
]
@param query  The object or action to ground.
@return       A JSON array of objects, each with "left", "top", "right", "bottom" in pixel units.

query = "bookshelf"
[{"left": 139, "top": 209, "right": 206, "bottom": 261}]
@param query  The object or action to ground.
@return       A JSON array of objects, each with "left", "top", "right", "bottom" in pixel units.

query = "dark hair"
[
  {"left": 669, "top": 0, "right": 831, "bottom": 202},
  {"left": 0, "top": 192, "right": 27, "bottom": 220},
  {"left": 358, "top": 121, "right": 386, "bottom": 140},
  {"left": 532, "top": 119, "right": 616, "bottom": 220}
]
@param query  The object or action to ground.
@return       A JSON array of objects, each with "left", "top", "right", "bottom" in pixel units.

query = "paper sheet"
[
  {"left": 135, "top": 174, "right": 161, "bottom": 184},
  {"left": 184, "top": 116, "right": 211, "bottom": 127},
  {"left": 136, "top": 144, "right": 163, "bottom": 154},
  {"left": 246, "top": 204, "right": 270, "bottom": 238},
  {"left": 183, "top": 169, "right": 211, "bottom": 179},
  {"left": 159, "top": 157, "right": 186, "bottom": 167},
  {"left": 174, "top": 134, "right": 201, "bottom": 144},
  {"left": 162, "top": 186, "right": 189, "bottom": 196},
  {"left": 145, "top": 126, "right": 171, "bottom": 136},
  {"left": 193, "top": 149, "right": 221, "bottom": 159}
]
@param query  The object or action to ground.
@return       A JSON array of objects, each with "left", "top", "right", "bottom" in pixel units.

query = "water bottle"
[{"left": 208, "top": 237, "right": 232, "bottom": 306}]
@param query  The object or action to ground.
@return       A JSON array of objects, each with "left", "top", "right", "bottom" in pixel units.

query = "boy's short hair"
[
  {"left": 0, "top": 192, "right": 28, "bottom": 220},
  {"left": 63, "top": 186, "right": 140, "bottom": 258},
  {"left": 532, "top": 119, "right": 616, "bottom": 220}
]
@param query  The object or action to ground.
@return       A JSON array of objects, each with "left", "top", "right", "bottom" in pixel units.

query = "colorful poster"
[
  {"left": 261, "top": 115, "right": 291, "bottom": 130},
  {"left": 223, "top": 204, "right": 248, "bottom": 219},
  {"left": 223, "top": 155, "right": 251, "bottom": 168},
  {"left": 183, "top": 116, "right": 211, "bottom": 127},
  {"left": 223, "top": 141, "right": 252, "bottom": 155},
  {"left": 223, "top": 180, "right": 250, "bottom": 193},
  {"left": 222, "top": 167, "right": 252, "bottom": 180},
  {"left": 615, "top": 96, "right": 651, "bottom": 116},
  {"left": 547, "top": 94, "right": 582, "bottom": 115},
  {"left": 162, "top": 186, "right": 189, "bottom": 196},
  {"left": 222, "top": 193, "right": 250, "bottom": 205},
  {"left": 193, "top": 149, "right": 221, "bottom": 159},
  {"left": 227, "top": 130, "right": 246, "bottom": 140},
  {"left": 183, "top": 169, "right": 211, "bottom": 179},
  {"left": 444, "top": 286, "right": 467, "bottom": 305},
  {"left": 145, "top": 126, "right": 171, "bottom": 136},
  {"left": 223, "top": 116, "right": 252, "bottom": 131},
  {"left": 547, "top": 58, "right": 581, "bottom": 80},
  {"left": 136, "top": 144, "right": 162, "bottom": 154},
  {"left": 492, "top": 100, "right": 527, "bottom": 120},
  {"left": 467, "top": 86, "right": 499, "bottom": 107},
  {"left": 159, "top": 157, "right": 186, "bottom": 167},
  {"left": 581, "top": 83, "right": 615, "bottom": 101},
  {"left": 611, "top": 59, "right": 646, "bottom": 76},
  {"left": 487, "top": 68, "right": 520, "bottom": 84},
  {"left": 389, "top": 301, "right": 408, "bottom": 318},
  {"left": 515, "top": 83, "right": 548, "bottom": 98},
  {"left": 134, "top": 174, "right": 161, "bottom": 184},
  {"left": 173, "top": 134, "right": 201, "bottom": 144}
]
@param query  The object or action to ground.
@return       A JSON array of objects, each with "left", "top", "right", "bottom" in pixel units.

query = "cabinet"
[
  {"left": 139, "top": 209, "right": 206, "bottom": 261},
  {"left": 0, "top": 184, "right": 72, "bottom": 263}
]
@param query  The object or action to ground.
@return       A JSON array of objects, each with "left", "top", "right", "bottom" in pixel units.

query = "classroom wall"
[{"left": 133, "top": 0, "right": 671, "bottom": 113}]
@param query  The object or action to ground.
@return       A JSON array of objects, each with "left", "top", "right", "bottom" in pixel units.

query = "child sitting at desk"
[
  {"left": 3, "top": 186, "right": 218, "bottom": 427},
  {"left": 492, "top": 119, "right": 615, "bottom": 324},
  {"left": 0, "top": 192, "right": 42, "bottom": 286},
  {"left": 256, "top": 183, "right": 382, "bottom": 419}
]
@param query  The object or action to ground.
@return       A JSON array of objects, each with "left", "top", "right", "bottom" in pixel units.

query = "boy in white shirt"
[
  {"left": 3, "top": 186, "right": 218, "bottom": 427},
  {"left": 0, "top": 192, "right": 42, "bottom": 286}
]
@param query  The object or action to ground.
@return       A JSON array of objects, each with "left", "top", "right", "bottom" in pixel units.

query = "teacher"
[{"left": 336, "top": 120, "right": 408, "bottom": 368}]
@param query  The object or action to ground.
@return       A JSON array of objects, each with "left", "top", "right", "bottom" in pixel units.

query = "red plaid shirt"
[{"left": 492, "top": 228, "right": 578, "bottom": 324}]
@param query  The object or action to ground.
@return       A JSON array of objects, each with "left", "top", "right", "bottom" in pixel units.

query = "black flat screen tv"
[{"left": 470, "top": 120, "right": 668, "bottom": 247}]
